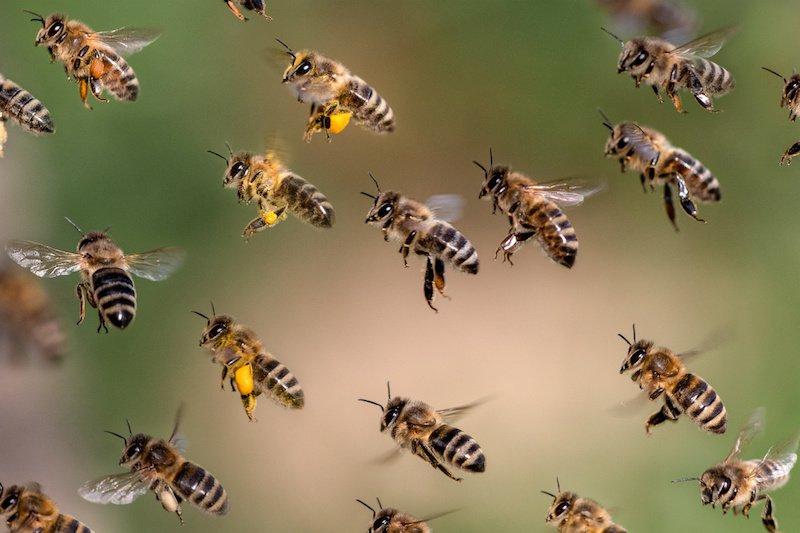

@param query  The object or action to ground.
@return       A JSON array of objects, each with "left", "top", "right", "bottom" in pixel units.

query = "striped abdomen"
[
  {"left": 692, "top": 58, "right": 735, "bottom": 95},
  {"left": 0, "top": 75, "right": 54, "bottom": 134},
  {"left": 170, "top": 461, "right": 228, "bottom": 515},
  {"left": 415, "top": 221, "right": 479, "bottom": 274},
  {"left": 253, "top": 353, "right": 305, "bottom": 408},
  {"left": 752, "top": 456, "right": 798, "bottom": 493},
  {"left": 667, "top": 150, "right": 721, "bottom": 202},
  {"left": 519, "top": 195, "right": 578, "bottom": 269},
  {"left": 428, "top": 424, "right": 485, "bottom": 473},
  {"left": 670, "top": 373, "right": 726, "bottom": 434},
  {"left": 275, "top": 173, "right": 335, "bottom": 228},
  {"left": 98, "top": 50, "right": 139, "bottom": 101},
  {"left": 91, "top": 267, "right": 136, "bottom": 329},
  {"left": 343, "top": 76, "right": 395, "bottom": 133},
  {"left": 53, "top": 514, "right": 94, "bottom": 533}
]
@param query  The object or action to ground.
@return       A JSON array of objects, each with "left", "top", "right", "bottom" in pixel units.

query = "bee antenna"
[
  {"left": 489, "top": 147, "right": 494, "bottom": 167},
  {"left": 357, "top": 398, "right": 384, "bottom": 412},
  {"left": 597, "top": 108, "right": 614, "bottom": 130},
  {"left": 376, "top": 497, "right": 383, "bottom": 509},
  {"left": 104, "top": 430, "right": 127, "bottom": 443},
  {"left": 600, "top": 26, "right": 624, "bottom": 46},
  {"left": 102, "top": 226, "right": 112, "bottom": 234},
  {"left": 671, "top": 477, "right": 700, "bottom": 483},
  {"left": 360, "top": 191, "right": 377, "bottom": 200},
  {"left": 617, "top": 333, "right": 632, "bottom": 346},
  {"left": 170, "top": 403, "right": 185, "bottom": 443},
  {"left": 210, "top": 301, "right": 216, "bottom": 316},
  {"left": 22, "top": 10, "right": 44, "bottom": 26},
  {"left": 632, "top": 323, "right": 637, "bottom": 342},
  {"left": 541, "top": 490, "right": 557, "bottom": 499},
  {"left": 356, "top": 499, "right": 376, "bottom": 517},
  {"left": 125, "top": 418, "right": 133, "bottom": 436},
  {"left": 191, "top": 310, "right": 210, "bottom": 321},
  {"left": 367, "top": 172, "right": 382, "bottom": 193},
  {"left": 473, "top": 161, "right": 487, "bottom": 175},
  {"left": 64, "top": 216, "right": 83, "bottom": 234},
  {"left": 761, "top": 67, "right": 787, "bottom": 82},
  {"left": 275, "top": 38, "right": 296, "bottom": 61},
  {"left": 386, "top": 380, "right": 392, "bottom": 400},
  {"left": 207, "top": 150, "right": 229, "bottom": 164},
  {"left": 556, "top": 477, "right": 561, "bottom": 492},
  {"left": 224, "top": 142, "right": 234, "bottom": 157}
]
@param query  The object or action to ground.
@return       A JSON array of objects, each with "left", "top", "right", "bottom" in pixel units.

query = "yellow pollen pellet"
[
  {"left": 234, "top": 365, "right": 254, "bottom": 395},
  {"left": 328, "top": 111, "right": 352, "bottom": 134},
  {"left": 261, "top": 211, "right": 278, "bottom": 225}
]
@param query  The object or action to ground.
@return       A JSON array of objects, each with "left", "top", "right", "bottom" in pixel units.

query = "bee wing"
[
  {"left": 524, "top": 179, "right": 605, "bottom": 207},
  {"left": 670, "top": 27, "right": 737, "bottom": 59},
  {"left": 5, "top": 240, "right": 82, "bottom": 278},
  {"left": 93, "top": 27, "right": 161, "bottom": 56},
  {"left": 369, "top": 447, "right": 404, "bottom": 465},
  {"left": 608, "top": 392, "right": 651, "bottom": 418},
  {"left": 725, "top": 408, "right": 766, "bottom": 463},
  {"left": 125, "top": 247, "right": 185, "bottom": 281},
  {"left": 437, "top": 396, "right": 492, "bottom": 423},
  {"left": 402, "top": 509, "right": 460, "bottom": 526},
  {"left": 78, "top": 472, "right": 150, "bottom": 505},
  {"left": 425, "top": 195, "right": 465, "bottom": 223}
]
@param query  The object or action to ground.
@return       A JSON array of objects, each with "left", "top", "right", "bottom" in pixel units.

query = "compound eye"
[
  {"left": 48, "top": 22, "right": 63, "bottom": 37},
  {"left": 487, "top": 174, "right": 502, "bottom": 191},
  {"left": 630, "top": 349, "right": 645, "bottom": 366},
  {"left": 631, "top": 50, "right": 649, "bottom": 67},
  {"left": 0, "top": 495, "right": 17, "bottom": 511},
  {"left": 719, "top": 477, "right": 731, "bottom": 494},
  {"left": 127, "top": 444, "right": 142, "bottom": 459},
  {"left": 555, "top": 501, "right": 569, "bottom": 515},
  {"left": 617, "top": 136, "right": 629, "bottom": 149},
  {"left": 373, "top": 517, "right": 390, "bottom": 531},
  {"left": 377, "top": 203, "right": 393, "bottom": 218},
  {"left": 209, "top": 323, "right": 227, "bottom": 339},
  {"left": 383, "top": 405, "right": 401, "bottom": 426},
  {"left": 295, "top": 60, "right": 312, "bottom": 76},
  {"left": 230, "top": 161, "right": 246, "bottom": 178}
]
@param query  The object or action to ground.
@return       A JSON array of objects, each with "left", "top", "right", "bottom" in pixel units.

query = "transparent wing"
[
  {"left": 725, "top": 408, "right": 766, "bottom": 463},
  {"left": 402, "top": 509, "right": 459, "bottom": 526},
  {"left": 5, "top": 240, "right": 82, "bottom": 278},
  {"left": 125, "top": 247, "right": 185, "bottom": 281},
  {"left": 425, "top": 195, "right": 465, "bottom": 223},
  {"left": 524, "top": 179, "right": 605, "bottom": 207},
  {"left": 608, "top": 393, "right": 650, "bottom": 418},
  {"left": 437, "top": 396, "right": 491, "bottom": 423},
  {"left": 755, "top": 432, "right": 800, "bottom": 481},
  {"left": 671, "top": 27, "right": 737, "bottom": 59},
  {"left": 78, "top": 472, "right": 149, "bottom": 505},
  {"left": 94, "top": 28, "right": 161, "bottom": 56}
]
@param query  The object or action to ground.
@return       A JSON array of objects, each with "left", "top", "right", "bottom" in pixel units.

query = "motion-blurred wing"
[
  {"left": 754, "top": 432, "right": 800, "bottom": 482},
  {"left": 525, "top": 179, "right": 605, "bottom": 207},
  {"left": 6, "top": 240, "right": 82, "bottom": 278},
  {"left": 78, "top": 472, "right": 149, "bottom": 505},
  {"left": 725, "top": 408, "right": 766, "bottom": 463},
  {"left": 437, "top": 396, "right": 491, "bottom": 423},
  {"left": 671, "top": 27, "right": 737, "bottom": 59},
  {"left": 94, "top": 28, "right": 161, "bottom": 56},
  {"left": 425, "top": 195, "right": 465, "bottom": 223},
  {"left": 126, "top": 247, "right": 185, "bottom": 281},
  {"left": 608, "top": 393, "right": 650, "bottom": 418}
]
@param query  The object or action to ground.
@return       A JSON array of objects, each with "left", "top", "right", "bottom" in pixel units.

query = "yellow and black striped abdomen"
[
  {"left": 343, "top": 76, "right": 395, "bottom": 133},
  {"left": 0, "top": 75, "right": 54, "bottom": 134},
  {"left": 91, "top": 267, "right": 136, "bottom": 329},
  {"left": 98, "top": 50, "right": 139, "bottom": 102},
  {"left": 275, "top": 173, "right": 335, "bottom": 228},
  {"left": 693, "top": 58, "right": 735, "bottom": 95},
  {"left": 253, "top": 353, "right": 305, "bottom": 408},
  {"left": 428, "top": 424, "right": 485, "bottom": 473},
  {"left": 170, "top": 461, "right": 229, "bottom": 516},
  {"left": 416, "top": 221, "right": 479, "bottom": 274},
  {"left": 53, "top": 513, "right": 94, "bottom": 533},
  {"left": 670, "top": 150, "right": 721, "bottom": 202},
  {"left": 671, "top": 373, "right": 726, "bottom": 434},
  {"left": 521, "top": 195, "right": 578, "bottom": 269}
]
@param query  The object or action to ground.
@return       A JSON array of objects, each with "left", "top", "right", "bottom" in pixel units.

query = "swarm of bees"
[{"left": 3, "top": 2, "right": 800, "bottom": 532}]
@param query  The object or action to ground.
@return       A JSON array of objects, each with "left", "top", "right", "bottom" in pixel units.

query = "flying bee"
[
  {"left": 761, "top": 67, "right": 800, "bottom": 122},
  {"left": 542, "top": 478, "right": 627, "bottom": 533},
  {"left": 358, "top": 382, "right": 486, "bottom": 482},
  {"left": 603, "top": 26, "right": 736, "bottom": 113},
  {"left": 617, "top": 325, "right": 726, "bottom": 435},
  {"left": 5, "top": 218, "right": 184, "bottom": 332},
  {"left": 193, "top": 304, "right": 304, "bottom": 421},
  {"left": 0, "top": 482, "right": 94, "bottom": 533},
  {"left": 276, "top": 39, "right": 395, "bottom": 142},
  {"left": 356, "top": 498, "right": 456, "bottom": 533},
  {"left": 596, "top": 0, "right": 696, "bottom": 42},
  {"left": 0, "top": 267, "right": 66, "bottom": 364},
  {"left": 0, "top": 72, "right": 55, "bottom": 157},
  {"left": 223, "top": 0, "right": 272, "bottom": 21},
  {"left": 673, "top": 409, "right": 799, "bottom": 532},
  {"left": 79, "top": 408, "right": 229, "bottom": 524},
  {"left": 780, "top": 141, "right": 800, "bottom": 166},
  {"left": 208, "top": 144, "right": 335, "bottom": 239},
  {"left": 473, "top": 150, "right": 599, "bottom": 268},
  {"left": 600, "top": 110, "right": 720, "bottom": 230},
  {"left": 362, "top": 173, "right": 478, "bottom": 312},
  {"left": 27, "top": 11, "right": 160, "bottom": 109}
]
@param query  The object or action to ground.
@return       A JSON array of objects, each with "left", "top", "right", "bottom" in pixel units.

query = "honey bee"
[
  {"left": 617, "top": 325, "right": 726, "bottom": 435},
  {"left": 603, "top": 26, "right": 736, "bottom": 113},
  {"left": 673, "top": 409, "right": 799, "bottom": 532},
  {"left": 596, "top": 0, "right": 696, "bottom": 42},
  {"left": 473, "top": 150, "right": 599, "bottom": 268},
  {"left": 5, "top": 218, "right": 184, "bottom": 332},
  {"left": 223, "top": 0, "right": 271, "bottom": 21},
  {"left": 27, "top": 11, "right": 160, "bottom": 109},
  {"left": 601, "top": 110, "right": 720, "bottom": 230},
  {"left": 79, "top": 408, "right": 229, "bottom": 524},
  {"left": 780, "top": 141, "right": 800, "bottom": 166},
  {"left": 362, "top": 174, "right": 478, "bottom": 312},
  {"left": 0, "top": 73, "right": 55, "bottom": 157},
  {"left": 194, "top": 304, "right": 304, "bottom": 421},
  {"left": 0, "top": 482, "right": 94, "bottom": 533},
  {"left": 356, "top": 498, "right": 455, "bottom": 533},
  {"left": 761, "top": 67, "right": 800, "bottom": 122},
  {"left": 0, "top": 267, "right": 66, "bottom": 364},
  {"left": 358, "top": 382, "right": 486, "bottom": 482},
  {"left": 542, "top": 478, "right": 627, "bottom": 533},
  {"left": 276, "top": 39, "right": 395, "bottom": 142},
  {"left": 208, "top": 144, "right": 335, "bottom": 239}
]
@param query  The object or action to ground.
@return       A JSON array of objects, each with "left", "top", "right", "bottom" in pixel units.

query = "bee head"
[
  {"left": 698, "top": 468, "right": 731, "bottom": 505},
  {"left": 32, "top": 13, "right": 66, "bottom": 47},
  {"left": 358, "top": 382, "right": 404, "bottom": 432},
  {"left": 119, "top": 434, "right": 148, "bottom": 466},
  {"left": 542, "top": 482, "right": 574, "bottom": 524},
  {"left": 616, "top": 38, "right": 653, "bottom": 75},
  {"left": 277, "top": 39, "right": 313, "bottom": 83},
  {"left": 357, "top": 498, "right": 393, "bottom": 533},
  {"left": 474, "top": 149, "right": 508, "bottom": 200},
  {"left": 618, "top": 325, "right": 652, "bottom": 374},
  {"left": 197, "top": 312, "right": 233, "bottom": 348},
  {"left": 0, "top": 485, "right": 21, "bottom": 515},
  {"left": 208, "top": 144, "right": 250, "bottom": 188},
  {"left": 786, "top": 74, "right": 800, "bottom": 103},
  {"left": 361, "top": 172, "right": 399, "bottom": 225}
]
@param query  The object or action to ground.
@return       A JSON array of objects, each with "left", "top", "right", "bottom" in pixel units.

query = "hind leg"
[
  {"left": 780, "top": 141, "right": 800, "bottom": 166},
  {"left": 663, "top": 182, "right": 679, "bottom": 231},
  {"left": 759, "top": 494, "right": 778, "bottom": 532},
  {"left": 496, "top": 229, "right": 535, "bottom": 265},
  {"left": 675, "top": 176, "right": 706, "bottom": 223},
  {"left": 242, "top": 206, "right": 287, "bottom": 239},
  {"left": 433, "top": 257, "right": 448, "bottom": 298},
  {"left": 423, "top": 256, "right": 437, "bottom": 312},
  {"left": 224, "top": 0, "right": 248, "bottom": 20},
  {"left": 399, "top": 231, "right": 416, "bottom": 267},
  {"left": 412, "top": 440, "right": 462, "bottom": 482},
  {"left": 645, "top": 398, "right": 680, "bottom": 434}
]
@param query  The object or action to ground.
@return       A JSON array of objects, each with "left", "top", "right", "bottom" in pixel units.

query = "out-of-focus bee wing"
[
  {"left": 126, "top": 247, "right": 185, "bottom": 281},
  {"left": 5, "top": 240, "right": 82, "bottom": 278},
  {"left": 725, "top": 408, "right": 766, "bottom": 463},
  {"left": 94, "top": 28, "right": 161, "bottom": 56},
  {"left": 608, "top": 393, "right": 650, "bottom": 417},
  {"left": 671, "top": 27, "right": 737, "bottom": 59},
  {"left": 525, "top": 179, "right": 606, "bottom": 207},
  {"left": 78, "top": 472, "right": 149, "bottom": 505},
  {"left": 402, "top": 508, "right": 459, "bottom": 526},
  {"left": 425, "top": 195, "right": 465, "bottom": 223},
  {"left": 369, "top": 447, "right": 404, "bottom": 465},
  {"left": 437, "top": 396, "right": 492, "bottom": 423}
]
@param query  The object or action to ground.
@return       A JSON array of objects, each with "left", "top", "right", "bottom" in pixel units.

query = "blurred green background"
[{"left": 1, "top": 0, "right": 799, "bottom": 531}]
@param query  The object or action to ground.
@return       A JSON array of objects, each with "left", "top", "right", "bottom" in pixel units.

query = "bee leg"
[
  {"left": 220, "top": 366, "right": 228, "bottom": 390},
  {"left": 416, "top": 441, "right": 462, "bottom": 482},
  {"left": 651, "top": 84, "right": 663, "bottom": 103},
  {"left": 645, "top": 398, "right": 680, "bottom": 434},
  {"left": 619, "top": 157, "right": 628, "bottom": 173},
  {"left": 649, "top": 387, "right": 665, "bottom": 400},
  {"left": 78, "top": 78, "right": 92, "bottom": 110},
  {"left": 90, "top": 77, "right": 108, "bottom": 103},
  {"left": 303, "top": 104, "right": 326, "bottom": 142},
  {"left": 760, "top": 495, "right": 777, "bottom": 532},
  {"left": 241, "top": 393, "right": 257, "bottom": 421},
  {"left": 229, "top": 377, "right": 236, "bottom": 392},
  {"left": 75, "top": 283, "right": 89, "bottom": 326},
  {"left": 640, "top": 173, "right": 647, "bottom": 193},
  {"left": 662, "top": 183, "right": 679, "bottom": 232},
  {"left": 224, "top": 0, "right": 248, "bottom": 21},
  {"left": 675, "top": 176, "right": 705, "bottom": 223},
  {"left": 399, "top": 231, "right": 416, "bottom": 267},
  {"left": 780, "top": 141, "right": 800, "bottom": 166},
  {"left": 96, "top": 310, "right": 109, "bottom": 334},
  {"left": 423, "top": 257, "right": 438, "bottom": 313},
  {"left": 434, "top": 257, "right": 449, "bottom": 298}
]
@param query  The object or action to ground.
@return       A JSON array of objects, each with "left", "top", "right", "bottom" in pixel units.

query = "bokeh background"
[{"left": 1, "top": 0, "right": 798, "bottom": 531}]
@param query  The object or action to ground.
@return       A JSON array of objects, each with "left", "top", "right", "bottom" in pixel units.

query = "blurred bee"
[
  {"left": 673, "top": 409, "right": 799, "bottom": 532},
  {"left": 0, "top": 482, "right": 94, "bottom": 533},
  {"left": 79, "top": 408, "right": 229, "bottom": 524},
  {"left": 603, "top": 26, "right": 736, "bottom": 113},
  {"left": 780, "top": 141, "right": 800, "bottom": 166},
  {"left": 0, "top": 267, "right": 66, "bottom": 364},
  {"left": 0, "top": 73, "right": 55, "bottom": 157},
  {"left": 761, "top": 67, "right": 800, "bottom": 122},
  {"left": 27, "top": 11, "right": 160, "bottom": 109},
  {"left": 473, "top": 150, "right": 599, "bottom": 268},
  {"left": 542, "top": 478, "right": 627, "bottom": 533},
  {"left": 208, "top": 144, "right": 335, "bottom": 239},
  {"left": 276, "top": 39, "right": 395, "bottom": 142},
  {"left": 194, "top": 304, "right": 304, "bottom": 421},
  {"left": 358, "top": 382, "right": 486, "bottom": 482},
  {"left": 617, "top": 325, "right": 726, "bottom": 435},
  {"left": 224, "top": 0, "right": 271, "bottom": 21},
  {"left": 356, "top": 498, "right": 456, "bottom": 533},
  {"left": 596, "top": 0, "right": 696, "bottom": 42},
  {"left": 362, "top": 174, "right": 478, "bottom": 312},
  {"left": 601, "top": 110, "right": 720, "bottom": 230},
  {"left": 6, "top": 218, "right": 184, "bottom": 332}
]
